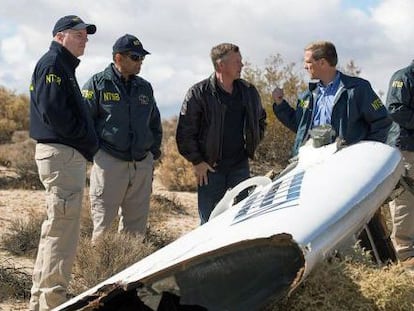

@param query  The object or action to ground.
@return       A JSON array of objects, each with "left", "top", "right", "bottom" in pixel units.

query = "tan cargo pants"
[
  {"left": 390, "top": 150, "right": 414, "bottom": 261},
  {"left": 29, "top": 144, "right": 87, "bottom": 311},
  {"left": 89, "top": 149, "right": 153, "bottom": 241}
]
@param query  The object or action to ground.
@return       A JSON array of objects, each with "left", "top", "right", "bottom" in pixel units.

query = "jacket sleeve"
[
  {"left": 273, "top": 100, "right": 298, "bottom": 133},
  {"left": 386, "top": 70, "right": 414, "bottom": 129},
  {"left": 149, "top": 97, "right": 163, "bottom": 160},
  {"left": 254, "top": 87, "right": 266, "bottom": 141},
  {"left": 359, "top": 81, "right": 392, "bottom": 143},
  {"left": 176, "top": 87, "right": 205, "bottom": 165},
  {"left": 81, "top": 76, "right": 99, "bottom": 121},
  {"left": 35, "top": 65, "right": 88, "bottom": 139}
]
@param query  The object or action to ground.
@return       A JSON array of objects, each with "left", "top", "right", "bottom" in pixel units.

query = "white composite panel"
[{"left": 56, "top": 141, "right": 403, "bottom": 310}]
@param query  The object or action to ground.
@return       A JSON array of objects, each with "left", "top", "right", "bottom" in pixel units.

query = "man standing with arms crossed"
[{"left": 29, "top": 15, "right": 98, "bottom": 310}]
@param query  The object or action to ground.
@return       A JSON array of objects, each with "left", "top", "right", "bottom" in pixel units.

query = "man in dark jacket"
[
  {"left": 386, "top": 61, "right": 414, "bottom": 276},
  {"left": 176, "top": 43, "right": 266, "bottom": 224},
  {"left": 29, "top": 15, "right": 98, "bottom": 310},
  {"left": 272, "top": 41, "right": 391, "bottom": 156},
  {"left": 82, "top": 34, "right": 162, "bottom": 241}
]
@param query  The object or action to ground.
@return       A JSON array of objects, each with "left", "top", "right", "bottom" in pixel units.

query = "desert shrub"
[
  {"left": 0, "top": 193, "right": 91, "bottom": 258},
  {"left": 0, "top": 86, "right": 29, "bottom": 143},
  {"left": 158, "top": 136, "right": 196, "bottom": 191},
  {"left": 0, "top": 119, "right": 17, "bottom": 144},
  {"left": 70, "top": 232, "right": 156, "bottom": 295},
  {"left": 0, "top": 213, "right": 44, "bottom": 258},
  {"left": 161, "top": 116, "right": 178, "bottom": 147},
  {"left": 263, "top": 247, "right": 414, "bottom": 311},
  {"left": 79, "top": 193, "right": 95, "bottom": 238},
  {"left": 11, "top": 130, "right": 30, "bottom": 143},
  {"left": 254, "top": 115, "right": 295, "bottom": 167},
  {"left": 0, "top": 259, "right": 31, "bottom": 301},
  {"left": 0, "top": 138, "right": 41, "bottom": 189},
  {"left": 147, "top": 194, "right": 190, "bottom": 247}
]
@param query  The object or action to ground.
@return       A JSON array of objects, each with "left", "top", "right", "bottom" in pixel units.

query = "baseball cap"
[
  {"left": 112, "top": 34, "right": 150, "bottom": 56},
  {"left": 52, "top": 15, "right": 96, "bottom": 36}
]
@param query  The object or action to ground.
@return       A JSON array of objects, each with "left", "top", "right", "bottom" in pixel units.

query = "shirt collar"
[{"left": 317, "top": 71, "right": 340, "bottom": 92}]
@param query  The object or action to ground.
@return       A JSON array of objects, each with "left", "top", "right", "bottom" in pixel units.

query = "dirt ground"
[{"left": 0, "top": 170, "right": 199, "bottom": 311}]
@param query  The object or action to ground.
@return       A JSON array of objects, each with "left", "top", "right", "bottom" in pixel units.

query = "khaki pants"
[
  {"left": 29, "top": 144, "right": 87, "bottom": 311},
  {"left": 89, "top": 149, "right": 154, "bottom": 241},
  {"left": 390, "top": 150, "right": 414, "bottom": 261}
]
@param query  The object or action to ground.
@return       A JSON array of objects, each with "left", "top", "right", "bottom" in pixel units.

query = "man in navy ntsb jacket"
[
  {"left": 82, "top": 34, "right": 162, "bottom": 242},
  {"left": 386, "top": 61, "right": 414, "bottom": 276},
  {"left": 29, "top": 15, "right": 98, "bottom": 311},
  {"left": 272, "top": 41, "right": 391, "bottom": 156}
]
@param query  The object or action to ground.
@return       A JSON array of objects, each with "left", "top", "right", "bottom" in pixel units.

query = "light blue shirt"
[{"left": 313, "top": 72, "right": 341, "bottom": 127}]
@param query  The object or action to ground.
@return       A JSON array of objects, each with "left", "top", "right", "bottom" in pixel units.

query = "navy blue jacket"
[
  {"left": 82, "top": 64, "right": 162, "bottom": 161},
  {"left": 386, "top": 61, "right": 414, "bottom": 151},
  {"left": 176, "top": 75, "right": 266, "bottom": 167},
  {"left": 273, "top": 71, "right": 392, "bottom": 156},
  {"left": 29, "top": 41, "right": 98, "bottom": 161}
]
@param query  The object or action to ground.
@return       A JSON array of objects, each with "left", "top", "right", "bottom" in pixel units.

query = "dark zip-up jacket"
[
  {"left": 273, "top": 71, "right": 391, "bottom": 156},
  {"left": 82, "top": 64, "right": 162, "bottom": 161},
  {"left": 176, "top": 74, "right": 266, "bottom": 167},
  {"left": 386, "top": 61, "right": 414, "bottom": 151},
  {"left": 29, "top": 41, "right": 98, "bottom": 161}
]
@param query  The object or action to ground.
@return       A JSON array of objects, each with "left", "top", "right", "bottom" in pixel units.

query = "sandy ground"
[{"left": 0, "top": 171, "right": 198, "bottom": 310}]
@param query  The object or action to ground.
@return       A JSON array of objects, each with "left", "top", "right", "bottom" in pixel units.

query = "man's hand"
[
  {"left": 272, "top": 87, "right": 284, "bottom": 105},
  {"left": 194, "top": 162, "right": 215, "bottom": 186}
]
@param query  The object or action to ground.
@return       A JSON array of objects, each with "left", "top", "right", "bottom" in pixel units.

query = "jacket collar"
[
  {"left": 49, "top": 41, "right": 80, "bottom": 70},
  {"left": 103, "top": 63, "right": 144, "bottom": 85},
  {"left": 208, "top": 73, "right": 248, "bottom": 94}
]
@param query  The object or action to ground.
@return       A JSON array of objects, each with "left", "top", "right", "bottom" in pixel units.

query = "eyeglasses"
[{"left": 127, "top": 54, "right": 145, "bottom": 62}]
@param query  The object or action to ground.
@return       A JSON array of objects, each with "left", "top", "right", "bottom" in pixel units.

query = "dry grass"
[
  {"left": 0, "top": 124, "right": 413, "bottom": 309},
  {"left": 158, "top": 136, "right": 197, "bottom": 191},
  {"left": 146, "top": 194, "right": 192, "bottom": 248},
  {"left": 1, "top": 188, "right": 414, "bottom": 309},
  {"left": 264, "top": 247, "right": 414, "bottom": 311},
  {"left": 69, "top": 194, "right": 188, "bottom": 295},
  {"left": 69, "top": 232, "right": 156, "bottom": 295},
  {"left": 0, "top": 138, "right": 41, "bottom": 190},
  {"left": 0, "top": 259, "right": 31, "bottom": 302},
  {"left": 0, "top": 215, "right": 44, "bottom": 258}
]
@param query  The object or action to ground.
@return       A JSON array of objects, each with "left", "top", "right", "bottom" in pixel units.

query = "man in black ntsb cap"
[
  {"left": 52, "top": 15, "right": 96, "bottom": 36},
  {"left": 82, "top": 34, "right": 162, "bottom": 243},
  {"left": 112, "top": 33, "right": 150, "bottom": 56},
  {"left": 29, "top": 15, "right": 98, "bottom": 311}
]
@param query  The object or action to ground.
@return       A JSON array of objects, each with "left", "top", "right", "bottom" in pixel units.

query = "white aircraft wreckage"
[{"left": 54, "top": 140, "right": 404, "bottom": 311}]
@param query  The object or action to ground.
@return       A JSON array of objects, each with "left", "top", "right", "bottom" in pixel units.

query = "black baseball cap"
[
  {"left": 112, "top": 34, "right": 150, "bottom": 56},
  {"left": 52, "top": 15, "right": 96, "bottom": 36}
]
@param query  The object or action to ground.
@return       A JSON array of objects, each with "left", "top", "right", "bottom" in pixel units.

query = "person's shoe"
[{"left": 400, "top": 257, "right": 414, "bottom": 276}]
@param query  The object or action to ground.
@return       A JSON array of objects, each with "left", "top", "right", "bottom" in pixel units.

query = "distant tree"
[
  {"left": 0, "top": 86, "right": 29, "bottom": 143},
  {"left": 342, "top": 60, "right": 361, "bottom": 77},
  {"left": 242, "top": 54, "right": 306, "bottom": 169}
]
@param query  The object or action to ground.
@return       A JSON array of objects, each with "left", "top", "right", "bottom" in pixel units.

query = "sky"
[{"left": 0, "top": 0, "right": 413, "bottom": 119}]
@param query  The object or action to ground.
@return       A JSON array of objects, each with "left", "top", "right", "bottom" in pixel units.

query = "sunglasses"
[{"left": 127, "top": 54, "right": 145, "bottom": 62}]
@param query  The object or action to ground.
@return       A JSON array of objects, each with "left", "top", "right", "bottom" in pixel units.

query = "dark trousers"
[{"left": 197, "top": 166, "right": 250, "bottom": 224}]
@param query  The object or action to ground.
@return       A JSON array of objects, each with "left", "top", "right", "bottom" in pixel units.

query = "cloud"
[{"left": 0, "top": 0, "right": 413, "bottom": 118}]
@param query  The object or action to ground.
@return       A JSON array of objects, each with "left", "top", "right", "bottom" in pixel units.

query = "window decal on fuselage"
[{"left": 232, "top": 171, "right": 304, "bottom": 224}]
